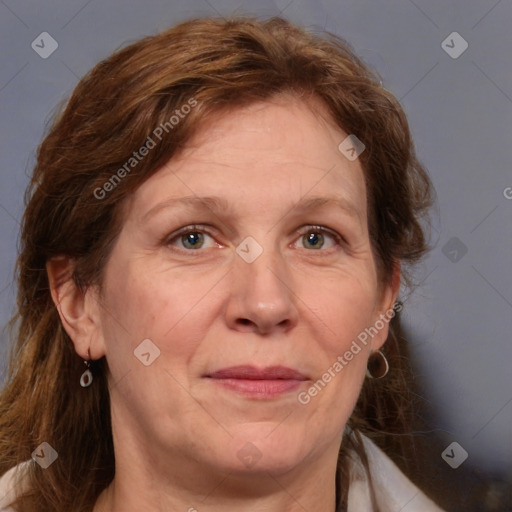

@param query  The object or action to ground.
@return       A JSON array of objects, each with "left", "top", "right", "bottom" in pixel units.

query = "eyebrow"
[
  {"left": 141, "top": 196, "right": 230, "bottom": 223},
  {"left": 289, "top": 196, "right": 362, "bottom": 221},
  {"left": 141, "top": 194, "right": 362, "bottom": 223}
]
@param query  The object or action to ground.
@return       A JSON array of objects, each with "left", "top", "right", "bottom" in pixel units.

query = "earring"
[
  {"left": 79, "top": 350, "right": 93, "bottom": 388},
  {"left": 366, "top": 350, "right": 389, "bottom": 379}
]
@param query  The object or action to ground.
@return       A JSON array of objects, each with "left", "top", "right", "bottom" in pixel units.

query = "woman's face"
[{"left": 91, "top": 96, "right": 397, "bottom": 479}]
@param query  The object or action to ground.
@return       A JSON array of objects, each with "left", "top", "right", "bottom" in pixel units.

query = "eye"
[
  {"left": 166, "top": 225, "right": 218, "bottom": 251},
  {"left": 294, "top": 226, "right": 343, "bottom": 251},
  {"left": 180, "top": 231, "right": 206, "bottom": 249}
]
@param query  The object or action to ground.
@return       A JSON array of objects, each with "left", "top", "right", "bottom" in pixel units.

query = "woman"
[{"left": 0, "top": 16, "right": 445, "bottom": 512}]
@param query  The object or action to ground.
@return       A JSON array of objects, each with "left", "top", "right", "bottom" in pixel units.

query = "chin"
[{"left": 217, "top": 425, "right": 312, "bottom": 475}]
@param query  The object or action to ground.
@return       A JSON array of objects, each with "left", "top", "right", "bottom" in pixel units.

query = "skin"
[{"left": 48, "top": 95, "right": 399, "bottom": 512}]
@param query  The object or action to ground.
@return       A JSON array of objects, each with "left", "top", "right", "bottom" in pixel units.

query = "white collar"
[{"left": 347, "top": 434, "right": 445, "bottom": 511}]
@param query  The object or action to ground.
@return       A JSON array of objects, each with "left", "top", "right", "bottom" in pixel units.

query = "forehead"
[{"left": 126, "top": 95, "right": 367, "bottom": 222}]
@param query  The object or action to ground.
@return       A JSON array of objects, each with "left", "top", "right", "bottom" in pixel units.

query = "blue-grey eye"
[
  {"left": 181, "top": 231, "right": 204, "bottom": 249},
  {"left": 303, "top": 232, "right": 324, "bottom": 249}
]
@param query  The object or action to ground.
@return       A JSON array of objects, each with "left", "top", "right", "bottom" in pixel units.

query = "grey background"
[{"left": 0, "top": 0, "right": 510, "bottom": 486}]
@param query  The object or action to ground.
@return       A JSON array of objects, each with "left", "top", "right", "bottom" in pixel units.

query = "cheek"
[
  {"left": 301, "top": 267, "right": 379, "bottom": 355},
  {"left": 294, "top": 266, "right": 378, "bottom": 421},
  {"left": 99, "top": 256, "right": 225, "bottom": 374},
  {"left": 97, "top": 259, "right": 227, "bottom": 432}
]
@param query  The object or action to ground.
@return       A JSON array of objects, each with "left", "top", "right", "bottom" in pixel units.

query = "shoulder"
[
  {"left": 0, "top": 461, "right": 31, "bottom": 511},
  {"left": 347, "top": 434, "right": 447, "bottom": 512}
]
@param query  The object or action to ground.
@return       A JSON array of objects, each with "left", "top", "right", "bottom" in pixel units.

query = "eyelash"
[
  {"left": 164, "top": 224, "right": 346, "bottom": 253},
  {"left": 164, "top": 224, "right": 218, "bottom": 253},
  {"left": 295, "top": 225, "right": 345, "bottom": 250}
]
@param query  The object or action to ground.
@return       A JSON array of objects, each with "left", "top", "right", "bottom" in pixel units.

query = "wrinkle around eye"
[{"left": 290, "top": 225, "right": 345, "bottom": 252}]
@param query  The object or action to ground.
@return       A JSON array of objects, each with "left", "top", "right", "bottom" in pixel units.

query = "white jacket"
[{"left": 0, "top": 435, "right": 445, "bottom": 511}]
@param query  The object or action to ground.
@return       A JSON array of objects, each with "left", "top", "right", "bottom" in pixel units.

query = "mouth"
[{"left": 204, "top": 365, "right": 309, "bottom": 399}]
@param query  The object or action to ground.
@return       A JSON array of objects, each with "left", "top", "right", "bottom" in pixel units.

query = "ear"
[
  {"left": 46, "top": 256, "right": 106, "bottom": 361},
  {"left": 371, "top": 262, "right": 401, "bottom": 351}
]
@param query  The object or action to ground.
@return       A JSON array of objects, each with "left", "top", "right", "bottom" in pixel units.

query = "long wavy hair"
[{"left": 0, "top": 16, "right": 433, "bottom": 511}]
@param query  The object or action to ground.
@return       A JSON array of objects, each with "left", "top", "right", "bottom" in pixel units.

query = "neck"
[{"left": 93, "top": 445, "right": 339, "bottom": 512}]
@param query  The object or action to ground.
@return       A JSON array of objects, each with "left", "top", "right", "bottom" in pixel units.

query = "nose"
[{"left": 224, "top": 247, "right": 299, "bottom": 335}]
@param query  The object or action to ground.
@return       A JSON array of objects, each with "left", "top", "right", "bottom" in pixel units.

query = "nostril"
[{"left": 238, "top": 318, "right": 252, "bottom": 326}]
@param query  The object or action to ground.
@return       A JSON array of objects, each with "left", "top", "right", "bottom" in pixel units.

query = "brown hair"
[{"left": 0, "top": 15, "right": 432, "bottom": 511}]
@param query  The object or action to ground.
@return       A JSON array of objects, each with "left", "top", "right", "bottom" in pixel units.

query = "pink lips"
[{"left": 206, "top": 365, "right": 308, "bottom": 398}]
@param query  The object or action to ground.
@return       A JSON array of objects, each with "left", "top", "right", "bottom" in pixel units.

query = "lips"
[
  {"left": 205, "top": 365, "right": 308, "bottom": 398},
  {"left": 207, "top": 365, "right": 308, "bottom": 381}
]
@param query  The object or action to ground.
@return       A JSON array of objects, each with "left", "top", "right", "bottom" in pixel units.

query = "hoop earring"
[
  {"left": 366, "top": 350, "right": 389, "bottom": 379},
  {"left": 79, "top": 350, "right": 93, "bottom": 388}
]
